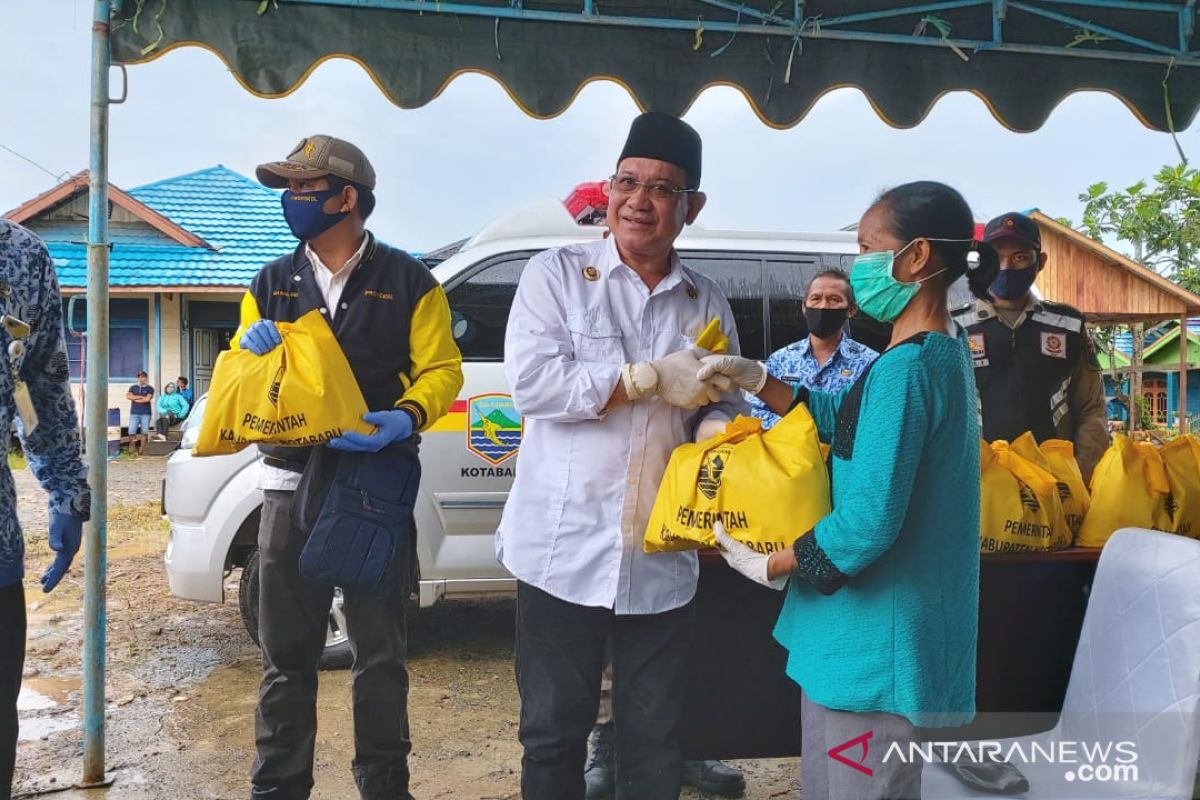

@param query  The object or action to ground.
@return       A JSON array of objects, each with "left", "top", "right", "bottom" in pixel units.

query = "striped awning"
[{"left": 111, "top": 0, "right": 1200, "bottom": 132}]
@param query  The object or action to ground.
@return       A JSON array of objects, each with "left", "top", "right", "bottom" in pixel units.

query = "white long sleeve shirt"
[{"left": 496, "top": 236, "right": 745, "bottom": 614}]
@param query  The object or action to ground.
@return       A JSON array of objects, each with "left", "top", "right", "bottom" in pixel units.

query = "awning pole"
[
  {"left": 1181, "top": 313, "right": 1190, "bottom": 434},
  {"left": 154, "top": 294, "right": 162, "bottom": 391},
  {"left": 82, "top": 0, "right": 113, "bottom": 785}
]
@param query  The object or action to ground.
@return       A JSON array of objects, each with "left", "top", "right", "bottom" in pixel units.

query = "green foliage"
[
  {"left": 1133, "top": 394, "right": 1156, "bottom": 431},
  {"left": 1078, "top": 165, "right": 1200, "bottom": 292}
]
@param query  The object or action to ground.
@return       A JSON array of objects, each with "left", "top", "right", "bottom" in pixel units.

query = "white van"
[{"left": 163, "top": 199, "right": 871, "bottom": 667}]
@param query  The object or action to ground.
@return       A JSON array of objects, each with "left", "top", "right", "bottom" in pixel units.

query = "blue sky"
[{"left": 3, "top": 1, "right": 1197, "bottom": 254}]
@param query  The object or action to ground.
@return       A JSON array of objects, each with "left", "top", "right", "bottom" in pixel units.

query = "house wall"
[
  {"left": 1166, "top": 371, "right": 1200, "bottom": 425},
  {"left": 1036, "top": 225, "right": 1190, "bottom": 320},
  {"left": 58, "top": 290, "right": 240, "bottom": 425}
]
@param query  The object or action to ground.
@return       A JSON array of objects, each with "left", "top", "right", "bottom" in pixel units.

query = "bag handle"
[
  {"left": 988, "top": 440, "right": 1059, "bottom": 494},
  {"left": 701, "top": 415, "right": 762, "bottom": 448},
  {"left": 1132, "top": 442, "right": 1171, "bottom": 495}
]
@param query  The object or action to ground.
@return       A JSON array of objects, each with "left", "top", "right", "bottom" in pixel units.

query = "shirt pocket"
[{"left": 567, "top": 310, "right": 625, "bottom": 364}]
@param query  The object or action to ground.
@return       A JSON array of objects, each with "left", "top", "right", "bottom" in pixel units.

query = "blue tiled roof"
[
  {"left": 48, "top": 165, "right": 295, "bottom": 288},
  {"left": 1114, "top": 319, "right": 1200, "bottom": 355}
]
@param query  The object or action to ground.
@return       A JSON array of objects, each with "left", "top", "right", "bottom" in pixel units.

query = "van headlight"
[
  {"left": 178, "top": 396, "right": 206, "bottom": 450},
  {"left": 180, "top": 424, "right": 200, "bottom": 450}
]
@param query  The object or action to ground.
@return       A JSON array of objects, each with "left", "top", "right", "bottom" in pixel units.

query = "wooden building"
[{"left": 1029, "top": 211, "right": 1200, "bottom": 431}]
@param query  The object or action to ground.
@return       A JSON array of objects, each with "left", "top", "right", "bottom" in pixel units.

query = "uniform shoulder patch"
[
  {"left": 1031, "top": 309, "right": 1083, "bottom": 333},
  {"left": 950, "top": 302, "right": 975, "bottom": 319},
  {"left": 1041, "top": 300, "right": 1085, "bottom": 318}
]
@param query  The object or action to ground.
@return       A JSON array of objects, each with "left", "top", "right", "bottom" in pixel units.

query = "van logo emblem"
[{"left": 467, "top": 393, "right": 523, "bottom": 465}]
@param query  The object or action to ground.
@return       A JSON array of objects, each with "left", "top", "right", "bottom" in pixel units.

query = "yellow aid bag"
[
  {"left": 1010, "top": 433, "right": 1090, "bottom": 540},
  {"left": 980, "top": 439, "right": 1071, "bottom": 552},
  {"left": 1159, "top": 435, "right": 1200, "bottom": 538},
  {"left": 196, "top": 310, "right": 375, "bottom": 456},
  {"left": 1077, "top": 435, "right": 1171, "bottom": 548},
  {"left": 644, "top": 408, "right": 830, "bottom": 554}
]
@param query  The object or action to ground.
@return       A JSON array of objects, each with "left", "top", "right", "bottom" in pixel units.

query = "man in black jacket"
[{"left": 238, "top": 135, "right": 463, "bottom": 800}]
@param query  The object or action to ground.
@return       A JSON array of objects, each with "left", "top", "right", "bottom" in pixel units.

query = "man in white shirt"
[{"left": 497, "top": 112, "right": 745, "bottom": 800}]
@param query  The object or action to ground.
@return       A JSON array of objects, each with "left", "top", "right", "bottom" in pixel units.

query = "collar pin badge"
[{"left": 582, "top": 266, "right": 600, "bottom": 282}]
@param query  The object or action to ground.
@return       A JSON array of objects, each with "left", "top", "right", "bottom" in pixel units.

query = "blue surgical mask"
[
  {"left": 989, "top": 266, "right": 1037, "bottom": 301},
  {"left": 849, "top": 241, "right": 947, "bottom": 324},
  {"left": 281, "top": 187, "right": 349, "bottom": 242}
]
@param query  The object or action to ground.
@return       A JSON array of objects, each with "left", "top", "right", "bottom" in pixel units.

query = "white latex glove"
[
  {"left": 694, "top": 412, "right": 731, "bottom": 442},
  {"left": 697, "top": 354, "right": 768, "bottom": 394},
  {"left": 713, "top": 522, "right": 788, "bottom": 590},
  {"left": 622, "top": 349, "right": 725, "bottom": 409}
]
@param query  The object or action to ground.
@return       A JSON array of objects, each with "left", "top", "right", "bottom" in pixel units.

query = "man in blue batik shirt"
[
  {"left": 0, "top": 221, "right": 90, "bottom": 799},
  {"left": 749, "top": 269, "right": 878, "bottom": 428}
]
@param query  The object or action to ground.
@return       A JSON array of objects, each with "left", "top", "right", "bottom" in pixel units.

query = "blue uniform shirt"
[
  {"left": 0, "top": 221, "right": 90, "bottom": 588},
  {"left": 749, "top": 333, "right": 878, "bottom": 428}
]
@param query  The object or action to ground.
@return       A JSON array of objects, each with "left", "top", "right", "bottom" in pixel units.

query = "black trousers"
[
  {"left": 1, "top": 582, "right": 26, "bottom": 800},
  {"left": 155, "top": 414, "right": 179, "bottom": 437},
  {"left": 250, "top": 490, "right": 413, "bottom": 800},
  {"left": 515, "top": 581, "right": 695, "bottom": 800}
]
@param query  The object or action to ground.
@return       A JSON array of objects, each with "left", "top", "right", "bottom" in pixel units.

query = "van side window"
[
  {"left": 445, "top": 254, "right": 531, "bottom": 361},
  {"left": 679, "top": 255, "right": 766, "bottom": 360}
]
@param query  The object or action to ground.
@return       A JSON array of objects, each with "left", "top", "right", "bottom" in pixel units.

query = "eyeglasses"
[{"left": 607, "top": 175, "right": 696, "bottom": 201}]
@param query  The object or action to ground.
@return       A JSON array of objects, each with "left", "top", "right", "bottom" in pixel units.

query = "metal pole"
[
  {"left": 154, "top": 294, "right": 162, "bottom": 392},
  {"left": 1181, "top": 313, "right": 1190, "bottom": 434},
  {"left": 83, "top": 0, "right": 113, "bottom": 786}
]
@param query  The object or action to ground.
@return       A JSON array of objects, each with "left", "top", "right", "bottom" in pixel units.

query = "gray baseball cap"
[{"left": 256, "top": 135, "right": 376, "bottom": 190}]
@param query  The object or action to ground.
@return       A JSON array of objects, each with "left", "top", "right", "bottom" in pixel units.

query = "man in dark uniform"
[{"left": 952, "top": 212, "right": 1108, "bottom": 481}]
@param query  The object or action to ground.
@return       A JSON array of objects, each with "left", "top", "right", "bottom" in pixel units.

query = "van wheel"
[{"left": 238, "top": 548, "right": 354, "bottom": 671}]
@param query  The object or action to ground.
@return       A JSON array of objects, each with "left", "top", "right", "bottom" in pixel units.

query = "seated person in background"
[
  {"left": 176, "top": 376, "right": 194, "bottom": 410},
  {"left": 750, "top": 269, "right": 878, "bottom": 429},
  {"left": 155, "top": 382, "right": 190, "bottom": 440}
]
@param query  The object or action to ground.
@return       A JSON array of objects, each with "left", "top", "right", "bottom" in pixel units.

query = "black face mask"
[{"left": 804, "top": 306, "right": 849, "bottom": 340}]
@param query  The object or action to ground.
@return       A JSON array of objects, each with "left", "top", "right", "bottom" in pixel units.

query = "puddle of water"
[
  {"left": 19, "top": 714, "right": 77, "bottom": 741},
  {"left": 18, "top": 680, "right": 81, "bottom": 740},
  {"left": 20, "top": 676, "right": 80, "bottom": 707},
  {"left": 16, "top": 686, "right": 55, "bottom": 712}
]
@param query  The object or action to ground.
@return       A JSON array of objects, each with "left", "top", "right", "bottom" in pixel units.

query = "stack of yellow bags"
[
  {"left": 978, "top": 436, "right": 1083, "bottom": 553},
  {"left": 980, "top": 431, "right": 1200, "bottom": 552},
  {"left": 1079, "top": 434, "right": 1200, "bottom": 548}
]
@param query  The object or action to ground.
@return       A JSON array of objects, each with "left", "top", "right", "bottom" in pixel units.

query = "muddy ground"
[{"left": 12, "top": 456, "right": 799, "bottom": 799}]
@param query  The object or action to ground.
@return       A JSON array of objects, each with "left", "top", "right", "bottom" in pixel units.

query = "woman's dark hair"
[
  {"left": 804, "top": 268, "right": 855, "bottom": 303},
  {"left": 874, "top": 181, "right": 1000, "bottom": 299}
]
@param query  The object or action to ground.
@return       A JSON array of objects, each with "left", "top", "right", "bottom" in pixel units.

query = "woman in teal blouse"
[{"left": 699, "top": 182, "right": 1000, "bottom": 799}]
